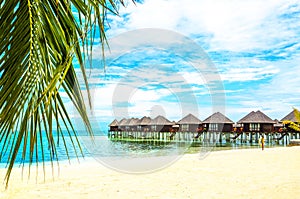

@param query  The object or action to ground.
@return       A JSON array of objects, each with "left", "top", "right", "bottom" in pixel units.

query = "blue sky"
[{"left": 70, "top": 0, "right": 300, "bottom": 131}]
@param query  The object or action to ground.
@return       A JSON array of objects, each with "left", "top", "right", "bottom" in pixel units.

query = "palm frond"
[
  {"left": 289, "top": 108, "right": 300, "bottom": 131},
  {"left": 287, "top": 122, "right": 300, "bottom": 132},
  {"left": 0, "top": 0, "right": 130, "bottom": 187},
  {"left": 284, "top": 108, "right": 300, "bottom": 133}
]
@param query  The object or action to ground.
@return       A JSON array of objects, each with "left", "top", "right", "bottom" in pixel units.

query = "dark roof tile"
[
  {"left": 151, "top": 115, "right": 174, "bottom": 125},
  {"left": 281, "top": 109, "right": 299, "bottom": 123},
  {"left": 238, "top": 110, "right": 275, "bottom": 124},
  {"left": 202, "top": 112, "right": 234, "bottom": 124},
  {"left": 178, "top": 113, "right": 202, "bottom": 124}
]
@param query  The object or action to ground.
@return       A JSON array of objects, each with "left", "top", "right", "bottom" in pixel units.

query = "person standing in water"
[{"left": 261, "top": 135, "right": 265, "bottom": 150}]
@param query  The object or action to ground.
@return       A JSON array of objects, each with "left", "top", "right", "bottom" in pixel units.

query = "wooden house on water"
[
  {"left": 177, "top": 113, "right": 202, "bottom": 132},
  {"left": 150, "top": 115, "right": 174, "bottom": 132},
  {"left": 137, "top": 116, "right": 152, "bottom": 132},
  {"left": 109, "top": 119, "right": 119, "bottom": 132},
  {"left": 202, "top": 112, "right": 234, "bottom": 132},
  {"left": 127, "top": 118, "right": 139, "bottom": 131},
  {"left": 118, "top": 118, "right": 128, "bottom": 131},
  {"left": 237, "top": 110, "right": 275, "bottom": 133}
]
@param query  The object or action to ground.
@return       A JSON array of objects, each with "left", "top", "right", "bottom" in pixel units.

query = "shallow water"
[
  {"left": 81, "top": 135, "right": 284, "bottom": 158},
  {"left": 0, "top": 133, "right": 285, "bottom": 168}
]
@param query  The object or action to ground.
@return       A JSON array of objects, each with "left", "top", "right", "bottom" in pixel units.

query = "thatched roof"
[
  {"left": 202, "top": 112, "right": 234, "bottom": 124},
  {"left": 281, "top": 110, "right": 298, "bottom": 123},
  {"left": 178, "top": 113, "right": 202, "bottom": 124},
  {"left": 121, "top": 118, "right": 140, "bottom": 126},
  {"left": 128, "top": 118, "right": 139, "bottom": 126},
  {"left": 151, "top": 115, "right": 173, "bottom": 125},
  {"left": 109, "top": 119, "right": 119, "bottom": 127},
  {"left": 237, "top": 110, "right": 275, "bottom": 124},
  {"left": 138, "top": 116, "right": 151, "bottom": 125},
  {"left": 118, "top": 118, "right": 128, "bottom": 126}
]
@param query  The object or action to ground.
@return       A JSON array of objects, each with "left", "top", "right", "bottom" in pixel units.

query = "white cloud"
[
  {"left": 108, "top": 0, "right": 299, "bottom": 51},
  {"left": 69, "top": 0, "right": 300, "bottom": 127},
  {"left": 221, "top": 65, "right": 280, "bottom": 82}
]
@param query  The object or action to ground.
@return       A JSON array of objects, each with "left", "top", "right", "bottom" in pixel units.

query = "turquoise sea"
[{"left": 0, "top": 131, "right": 287, "bottom": 168}]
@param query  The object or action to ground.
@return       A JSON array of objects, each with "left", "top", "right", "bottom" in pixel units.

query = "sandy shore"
[{"left": 1, "top": 146, "right": 300, "bottom": 199}]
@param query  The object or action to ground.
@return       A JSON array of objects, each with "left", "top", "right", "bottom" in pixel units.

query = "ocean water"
[
  {"left": 0, "top": 132, "right": 89, "bottom": 168},
  {"left": 0, "top": 131, "right": 284, "bottom": 168}
]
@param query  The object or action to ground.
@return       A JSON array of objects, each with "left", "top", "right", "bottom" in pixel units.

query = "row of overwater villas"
[{"left": 109, "top": 110, "right": 298, "bottom": 134}]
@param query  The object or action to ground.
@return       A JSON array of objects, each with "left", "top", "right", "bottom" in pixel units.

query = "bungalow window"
[
  {"left": 250, "top": 123, "right": 260, "bottom": 131},
  {"left": 181, "top": 124, "right": 189, "bottom": 131},
  {"left": 209, "top": 123, "right": 218, "bottom": 131},
  {"left": 151, "top": 125, "right": 157, "bottom": 131},
  {"left": 137, "top": 126, "right": 142, "bottom": 131}
]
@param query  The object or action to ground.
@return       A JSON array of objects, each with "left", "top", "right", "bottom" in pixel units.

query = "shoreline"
[{"left": 1, "top": 146, "right": 300, "bottom": 198}]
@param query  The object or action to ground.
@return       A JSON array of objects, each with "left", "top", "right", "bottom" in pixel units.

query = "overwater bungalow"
[
  {"left": 150, "top": 115, "right": 174, "bottom": 132},
  {"left": 109, "top": 119, "right": 119, "bottom": 132},
  {"left": 107, "top": 110, "right": 299, "bottom": 144},
  {"left": 118, "top": 118, "right": 128, "bottom": 131},
  {"left": 202, "top": 112, "right": 234, "bottom": 132},
  {"left": 237, "top": 110, "right": 275, "bottom": 133},
  {"left": 177, "top": 113, "right": 202, "bottom": 132},
  {"left": 128, "top": 118, "right": 139, "bottom": 131},
  {"left": 123, "top": 118, "right": 132, "bottom": 131},
  {"left": 137, "top": 116, "right": 151, "bottom": 132}
]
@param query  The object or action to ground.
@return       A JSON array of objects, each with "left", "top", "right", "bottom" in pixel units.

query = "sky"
[{"left": 70, "top": 0, "right": 300, "bottom": 131}]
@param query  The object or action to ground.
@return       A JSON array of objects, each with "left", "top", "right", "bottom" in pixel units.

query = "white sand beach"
[{"left": 1, "top": 146, "right": 300, "bottom": 199}]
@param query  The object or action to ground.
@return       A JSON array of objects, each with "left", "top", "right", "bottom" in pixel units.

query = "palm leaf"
[
  {"left": 288, "top": 108, "right": 300, "bottom": 131},
  {"left": 284, "top": 108, "right": 300, "bottom": 132},
  {"left": 0, "top": 0, "right": 131, "bottom": 187}
]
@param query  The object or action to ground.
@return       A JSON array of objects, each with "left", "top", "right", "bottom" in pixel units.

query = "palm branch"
[{"left": 0, "top": 0, "right": 132, "bottom": 187}]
